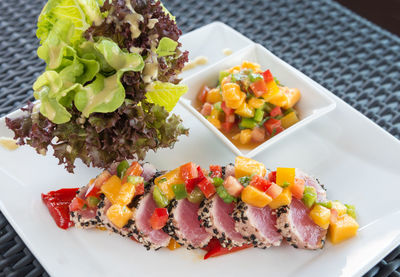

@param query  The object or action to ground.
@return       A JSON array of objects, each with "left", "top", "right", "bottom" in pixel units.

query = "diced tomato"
[
  {"left": 200, "top": 103, "right": 213, "bottom": 116},
  {"left": 180, "top": 162, "right": 198, "bottom": 181},
  {"left": 268, "top": 171, "right": 277, "bottom": 183},
  {"left": 209, "top": 165, "right": 222, "bottom": 178},
  {"left": 221, "top": 121, "right": 234, "bottom": 133},
  {"left": 197, "top": 178, "right": 216, "bottom": 198},
  {"left": 85, "top": 182, "right": 101, "bottom": 198},
  {"left": 223, "top": 176, "right": 244, "bottom": 197},
  {"left": 265, "top": 183, "right": 283, "bottom": 199},
  {"left": 249, "top": 175, "right": 272, "bottom": 192},
  {"left": 262, "top": 69, "right": 274, "bottom": 83},
  {"left": 251, "top": 127, "right": 265, "bottom": 143},
  {"left": 225, "top": 114, "right": 235, "bottom": 123},
  {"left": 221, "top": 101, "right": 234, "bottom": 116},
  {"left": 69, "top": 197, "right": 86, "bottom": 212},
  {"left": 150, "top": 208, "right": 169, "bottom": 230},
  {"left": 264, "top": 118, "right": 282, "bottom": 135},
  {"left": 135, "top": 182, "right": 145, "bottom": 196},
  {"left": 249, "top": 79, "right": 268, "bottom": 97},
  {"left": 122, "top": 162, "right": 143, "bottom": 184},
  {"left": 197, "top": 166, "right": 206, "bottom": 179},
  {"left": 203, "top": 238, "right": 252, "bottom": 260},
  {"left": 291, "top": 177, "right": 305, "bottom": 199},
  {"left": 198, "top": 85, "right": 210, "bottom": 103},
  {"left": 270, "top": 106, "right": 282, "bottom": 117}
]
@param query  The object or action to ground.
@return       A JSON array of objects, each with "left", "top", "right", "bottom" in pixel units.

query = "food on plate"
[
  {"left": 6, "top": 0, "right": 189, "bottom": 172},
  {"left": 197, "top": 61, "right": 301, "bottom": 149},
  {"left": 42, "top": 157, "right": 359, "bottom": 259}
]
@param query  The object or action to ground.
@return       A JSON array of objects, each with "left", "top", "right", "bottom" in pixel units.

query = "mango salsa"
[
  {"left": 239, "top": 129, "right": 252, "bottom": 144},
  {"left": 155, "top": 168, "right": 184, "bottom": 200},
  {"left": 281, "top": 112, "right": 299, "bottom": 129},
  {"left": 101, "top": 175, "right": 122, "bottom": 204},
  {"left": 106, "top": 204, "right": 133, "bottom": 229},
  {"left": 282, "top": 88, "right": 301, "bottom": 109},
  {"left": 262, "top": 85, "right": 287, "bottom": 107},
  {"left": 310, "top": 204, "right": 331, "bottom": 229},
  {"left": 269, "top": 188, "right": 292, "bottom": 209},
  {"left": 235, "top": 156, "right": 266, "bottom": 178},
  {"left": 329, "top": 214, "right": 359, "bottom": 244},
  {"left": 331, "top": 201, "right": 347, "bottom": 216},
  {"left": 206, "top": 88, "right": 222, "bottom": 103},
  {"left": 235, "top": 102, "right": 255, "bottom": 118},
  {"left": 116, "top": 182, "right": 136, "bottom": 206},
  {"left": 241, "top": 185, "right": 272, "bottom": 208},
  {"left": 276, "top": 167, "right": 295, "bottom": 188}
]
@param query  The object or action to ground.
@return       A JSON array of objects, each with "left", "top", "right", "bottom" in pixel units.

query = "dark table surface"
[{"left": 1, "top": 0, "right": 400, "bottom": 276}]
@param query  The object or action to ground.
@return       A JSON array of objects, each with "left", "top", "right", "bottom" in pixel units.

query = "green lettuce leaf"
[
  {"left": 146, "top": 82, "right": 187, "bottom": 112},
  {"left": 37, "top": 0, "right": 102, "bottom": 44},
  {"left": 156, "top": 37, "right": 178, "bottom": 57}
]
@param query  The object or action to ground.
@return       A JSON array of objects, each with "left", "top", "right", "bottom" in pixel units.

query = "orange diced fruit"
[
  {"left": 276, "top": 167, "right": 295, "bottom": 188},
  {"left": 155, "top": 168, "right": 184, "bottom": 200},
  {"left": 228, "top": 66, "right": 241, "bottom": 73},
  {"left": 269, "top": 188, "right": 292, "bottom": 209},
  {"left": 239, "top": 129, "right": 252, "bottom": 144},
  {"left": 329, "top": 214, "right": 359, "bottom": 244},
  {"left": 208, "top": 117, "right": 221, "bottom": 129},
  {"left": 262, "top": 84, "right": 287, "bottom": 107},
  {"left": 310, "top": 204, "right": 331, "bottom": 229},
  {"left": 206, "top": 88, "right": 223, "bottom": 103},
  {"left": 331, "top": 201, "right": 347, "bottom": 216},
  {"left": 116, "top": 182, "right": 136, "bottom": 206},
  {"left": 241, "top": 185, "right": 272, "bottom": 208},
  {"left": 235, "top": 102, "right": 255, "bottom": 118},
  {"left": 167, "top": 239, "right": 181, "bottom": 250},
  {"left": 282, "top": 87, "right": 301, "bottom": 109},
  {"left": 248, "top": 97, "right": 265, "bottom": 109},
  {"left": 241, "top": 61, "right": 261, "bottom": 71},
  {"left": 101, "top": 175, "right": 122, "bottom": 204},
  {"left": 106, "top": 204, "right": 133, "bottom": 229},
  {"left": 234, "top": 156, "right": 266, "bottom": 178}
]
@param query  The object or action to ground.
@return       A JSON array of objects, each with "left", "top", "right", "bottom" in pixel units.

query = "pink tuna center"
[
  {"left": 213, "top": 196, "right": 244, "bottom": 242},
  {"left": 248, "top": 205, "right": 281, "bottom": 243}
]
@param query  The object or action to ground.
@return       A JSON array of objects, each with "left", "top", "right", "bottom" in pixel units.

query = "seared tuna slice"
[
  {"left": 163, "top": 199, "right": 212, "bottom": 249},
  {"left": 198, "top": 195, "right": 245, "bottom": 248},
  {"left": 130, "top": 188, "right": 171, "bottom": 250},
  {"left": 233, "top": 201, "right": 282, "bottom": 248},
  {"left": 70, "top": 185, "right": 101, "bottom": 229},
  {"left": 296, "top": 169, "right": 326, "bottom": 202},
  {"left": 276, "top": 198, "right": 327, "bottom": 249}
]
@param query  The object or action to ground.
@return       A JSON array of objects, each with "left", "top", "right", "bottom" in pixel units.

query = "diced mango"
[
  {"left": 248, "top": 97, "right": 265, "bottom": 109},
  {"left": 155, "top": 168, "right": 184, "bottom": 200},
  {"left": 228, "top": 66, "right": 241, "bottom": 73},
  {"left": 281, "top": 111, "right": 299, "bottom": 129},
  {"left": 210, "top": 108, "right": 220, "bottom": 119},
  {"left": 221, "top": 76, "right": 231, "bottom": 87},
  {"left": 235, "top": 102, "right": 255, "bottom": 118},
  {"left": 106, "top": 204, "right": 133, "bottom": 229},
  {"left": 276, "top": 167, "right": 295, "bottom": 188},
  {"left": 282, "top": 87, "right": 301, "bottom": 109},
  {"left": 310, "top": 204, "right": 331, "bottom": 229},
  {"left": 331, "top": 201, "right": 347, "bottom": 216},
  {"left": 235, "top": 156, "right": 267, "bottom": 178},
  {"left": 167, "top": 239, "right": 181, "bottom": 250},
  {"left": 241, "top": 61, "right": 261, "bottom": 72},
  {"left": 239, "top": 129, "right": 252, "bottom": 144},
  {"left": 208, "top": 117, "right": 221, "bottom": 129},
  {"left": 101, "top": 175, "right": 122, "bottom": 204},
  {"left": 116, "top": 182, "right": 136, "bottom": 206},
  {"left": 222, "top": 83, "right": 245, "bottom": 109},
  {"left": 241, "top": 185, "right": 272, "bottom": 208},
  {"left": 269, "top": 188, "right": 292, "bottom": 209},
  {"left": 262, "top": 84, "right": 287, "bottom": 107},
  {"left": 329, "top": 214, "right": 359, "bottom": 244},
  {"left": 206, "top": 88, "right": 222, "bottom": 103}
]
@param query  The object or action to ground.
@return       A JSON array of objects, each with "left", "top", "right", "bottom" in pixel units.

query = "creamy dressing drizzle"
[
  {"left": 0, "top": 137, "right": 19, "bottom": 151},
  {"left": 124, "top": 0, "right": 143, "bottom": 39},
  {"left": 182, "top": 56, "right": 208, "bottom": 71},
  {"left": 147, "top": 18, "right": 158, "bottom": 29},
  {"left": 83, "top": 74, "right": 119, "bottom": 116},
  {"left": 222, "top": 48, "right": 233, "bottom": 56}
]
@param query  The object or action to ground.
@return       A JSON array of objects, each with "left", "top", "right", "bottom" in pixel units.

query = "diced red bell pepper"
[
  {"left": 249, "top": 175, "right": 272, "bottom": 192},
  {"left": 197, "top": 166, "right": 206, "bottom": 179},
  {"left": 135, "top": 182, "right": 145, "bottom": 196},
  {"left": 198, "top": 85, "right": 210, "bottom": 103},
  {"left": 270, "top": 106, "right": 282, "bottom": 117},
  {"left": 221, "top": 101, "right": 234, "bottom": 116},
  {"left": 221, "top": 121, "right": 234, "bottom": 133},
  {"left": 262, "top": 69, "right": 274, "bottom": 83},
  {"left": 69, "top": 197, "right": 86, "bottom": 211},
  {"left": 197, "top": 178, "right": 216, "bottom": 198},
  {"left": 264, "top": 118, "right": 283, "bottom": 135},
  {"left": 180, "top": 162, "right": 198, "bottom": 181},
  {"left": 209, "top": 165, "right": 222, "bottom": 178},
  {"left": 122, "top": 162, "right": 143, "bottom": 184},
  {"left": 150, "top": 208, "right": 169, "bottom": 230},
  {"left": 203, "top": 238, "right": 252, "bottom": 260},
  {"left": 85, "top": 182, "right": 101, "bottom": 198},
  {"left": 268, "top": 171, "right": 277, "bottom": 183},
  {"left": 185, "top": 178, "right": 200, "bottom": 194},
  {"left": 249, "top": 79, "right": 268, "bottom": 97},
  {"left": 42, "top": 188, "right": 79, "bottom": 230}
]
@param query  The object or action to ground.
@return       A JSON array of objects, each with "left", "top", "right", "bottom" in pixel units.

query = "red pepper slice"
[
  {"left": 209, "top": 165, "right": 222, "bottom": 178},
  {"left": 264, "top": 118, "right": 283, "bottom": 135},
  {"left": 249, "top": 175, "right": 272, "bottom": 192},
  {"left": 270, "top": 106, "right": 282, "bottom": 117},
  {"left": 262, "top": 69, "right": 274, "bottom": 83},
  {"left": 197, "top": 178, "right": 216, "bottom": 199},
  {"left": 135, "top": 182, "right": 145, "bottom": 196},
  {"left": 221, "top": 121, "right": 234, "bottom": 133},
  {"left": 198, "top": 85, "right": 210, "bottom": 103},
  {"left": 41, "top": 188, "right": 79, "bottom": 230},
  {"left": 268, "top": 171, "right": 277, "bottom": 183},
  {"left": 150, "top": 208, "right": 169, "bottom": 230},
  {"left": 85, "top": 182, "right": 101, "bottom": 198},
  {"left": 180, "top": 162, "right": 198, "bottom": 181},
  {"left": 250, "top": 79, "right": 268, "bottom": 97},
  {"left": 203, "top": 238, "right": 253, "bottom": 259}
]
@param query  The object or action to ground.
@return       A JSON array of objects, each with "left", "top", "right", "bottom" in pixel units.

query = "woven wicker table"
[{"left": 1, "top": 0, "right": 399, "bottom": 276}]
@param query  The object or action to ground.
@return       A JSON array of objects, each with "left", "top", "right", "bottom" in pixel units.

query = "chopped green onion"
[
  {"left": 238, "top": 176, "right": 251, "bottom": 187},
  {"left": 216, "top": 186, "right": 237, "bottom": 204},
  {"left": 117, "top": 160, "right": 129, "bottom": 178},
  {"left": 302, "top": 186, "right": 317, "bottom": 208},
  {"left": 153, "top": 186, "right": 169, "bottom": 208},
  {"left": 345, "top": 204, "right": 357, "bottom": 219},
  {"left": 254, "top": 108, "right": 264, "bottom": 123},
  {"left": 213, "top": 177, "right": 224, "bottom": 187}
]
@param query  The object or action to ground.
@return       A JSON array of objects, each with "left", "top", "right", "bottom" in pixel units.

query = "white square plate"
[
  {"left": 180, "top": 43, "right": 336, "bottom": 156},
  {"left": 1, "top": 22, "right": 400, "bottom": 277}
]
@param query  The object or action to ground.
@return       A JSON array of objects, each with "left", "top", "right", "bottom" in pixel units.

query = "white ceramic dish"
[
  {"left": 180, "top": 43, "right": 336, "bottom": 157},
  {"left": 1, "top": 22, "right": 400, "bottom": 277}
]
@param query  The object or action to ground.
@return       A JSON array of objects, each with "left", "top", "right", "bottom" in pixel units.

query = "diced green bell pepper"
[
  {"left": 317, "top": 201, "right": 332, "bottom": 209},
  {"left": 117, "top": 160, "right": 129, "bottom": 178},
  {"left": 187, "top": 187, "right": 204, "bottom": 204},
  {"left": 213, "top": 177, "right": 224, "bottom": 187},
  {"left": 172, "top": 183, "right": 187, "bottom": 200},
  {"left": 87, "top": 196, "right": 100, "bottom": 208},
  {"left": 153, "top": 186, "right": 169, "bottom": 208},
  {"left": 253, "top": 108, "right": 264, "bottom": 123},
  {"left": 127, "top": 175, "right": 144, "bottom": 185},
  {"left": 302, "top": 186, "right": 317, "bottom": 208},
  {"left": 239, "top": 118, "right": 257, "bottom": 129}
]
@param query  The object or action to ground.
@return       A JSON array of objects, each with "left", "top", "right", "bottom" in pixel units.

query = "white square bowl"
[{"left": 180, "top": 43, "right": 337, "bottom": 157}]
